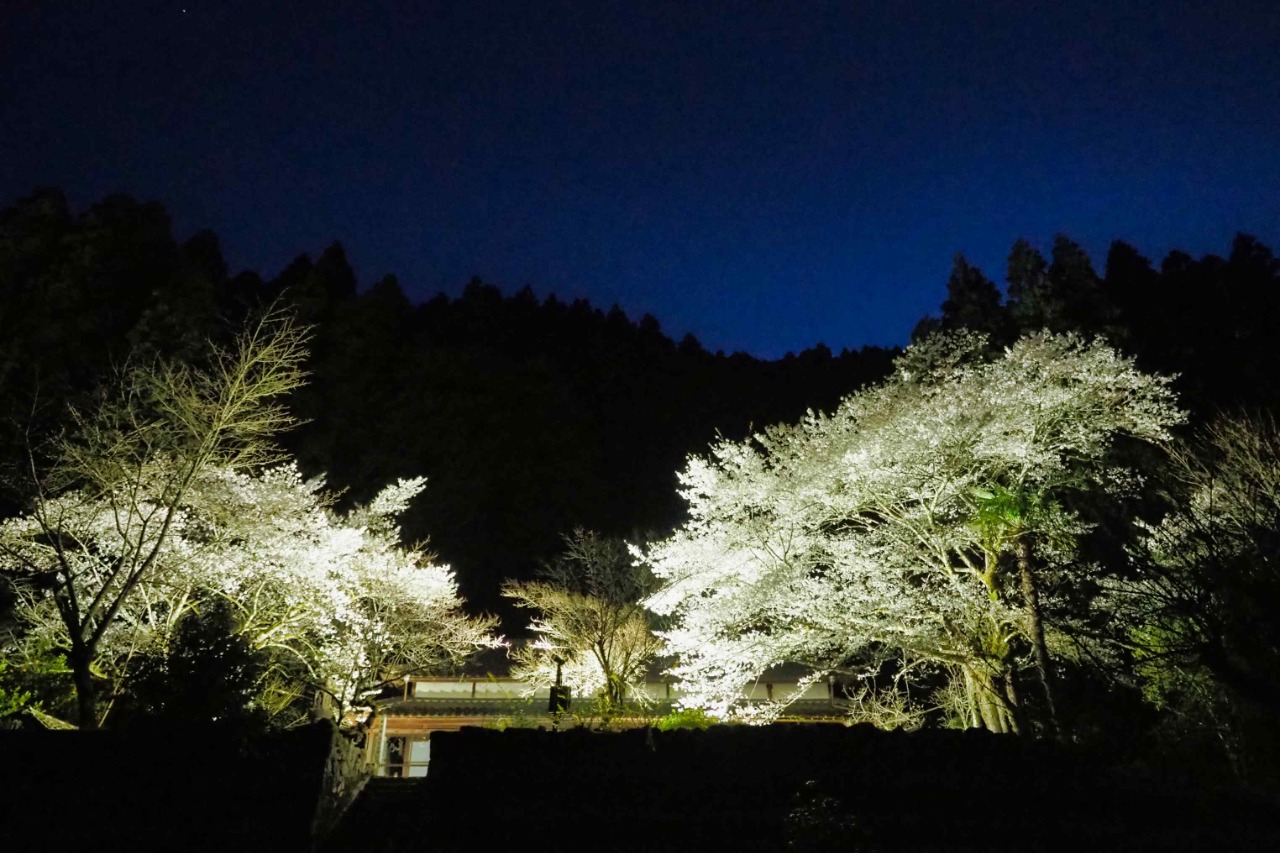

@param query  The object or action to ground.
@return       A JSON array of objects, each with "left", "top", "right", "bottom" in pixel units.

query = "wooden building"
[{"left": 365, "top": 666, "right": 846, "bottom": 777}]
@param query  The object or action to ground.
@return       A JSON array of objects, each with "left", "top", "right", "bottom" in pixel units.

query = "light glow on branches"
[
  {"left": 1, "top": 463, "right": 499, "bottom": 723},
  {"left": 643, "top": 332, "right": 1183, "bottom": 729}
]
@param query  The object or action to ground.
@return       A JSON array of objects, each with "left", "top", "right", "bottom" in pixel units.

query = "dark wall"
[
  {"left": 419, "top": 725, "right": 1280, "bottom": 852},
  {"left": 0, "top": 724, "right": 331, "bottom": 852}
]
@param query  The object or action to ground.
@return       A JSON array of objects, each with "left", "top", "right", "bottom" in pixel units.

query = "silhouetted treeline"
[
  {"left": 3, "top": 190, "right": 1278, "bottom": 621},
  {"left": 0, "top": 189, "right": 893, "bottom": 620},
  {"left": 915, "top": 233, "right": 1280, "bottom": 415}
]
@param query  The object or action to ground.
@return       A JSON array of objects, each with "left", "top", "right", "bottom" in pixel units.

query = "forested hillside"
[
  {"left": 2, "top": 189, "right": 1278, "bottom": 624},
  {"left": 4, "top": 186, "right": 1280, "bottom": 770},
  {"left": 0, "top": 189, "right": 895, "bottom": 618}
]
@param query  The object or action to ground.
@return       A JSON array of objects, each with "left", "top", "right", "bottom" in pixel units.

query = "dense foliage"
[
  {"left": 2, "top": 188, "right": 1279, "bottom": 780},
  {"left": 504, "top": 529, "right": 662, "bottom": 709},
  {"left": 643, "top": 332, "right": 1182, "bottom": 731},
  {"left": 1096, "top": 414, "right": 1280, "bottom": 777},
  {"left": 0, "top": 308, "right": 310, "bottom": 726},
  {"left": 0, "top": 189, "right": 895, "bottom": 621},
  {"left": 0, "top": 308, "right": 496, "bottom": 727}
]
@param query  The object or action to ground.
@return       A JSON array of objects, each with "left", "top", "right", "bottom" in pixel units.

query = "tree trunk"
[
  {"left": 1003, "top": 673, "right": 1023, "bottom": 735},
  {"left": 69, "top": 646, "right": 98, "bottom": 730},
  {"left": 605, "top": 674, "right": 625, "bottom": 710},
  {"left": 963, "top": 668, "right": 981, "bottom": 729},
  {"left": 1016, "top": 535, "right": 1060, "bottom": 737},
  {"left": 966, "top": 666, "right": 1008, "bottom": 734}
]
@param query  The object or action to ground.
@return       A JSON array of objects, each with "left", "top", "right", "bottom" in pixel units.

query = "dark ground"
[{"left": 327, "top": 725, "right": 1280, "bottom": 852}]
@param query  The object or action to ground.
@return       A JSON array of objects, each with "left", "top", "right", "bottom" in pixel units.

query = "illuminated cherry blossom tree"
[
  {"left": 643, "top": 332, "right": 1182, "bottom": 732},
  {"left": 504, "top": 529, "right": 662, "bottom": 711},
  {"left": 0, "top": 308, "right": 308, "bottom": 727},
  {"left": 1, "top": 463, "right": 498, "bottom": 726},
  {"left": 174, "top": 466, "right": 498, "bottom": 720},
  {"left": 0, "top": 309, "right": 497, "bottom": 726}
]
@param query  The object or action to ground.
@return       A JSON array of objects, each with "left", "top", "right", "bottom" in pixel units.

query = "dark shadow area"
[
  {"left": 0, "top": 723, "right": 332, "bottom": 852},
  {"left": 331, "top": 725, "right": 1280, "bottom": 852}
]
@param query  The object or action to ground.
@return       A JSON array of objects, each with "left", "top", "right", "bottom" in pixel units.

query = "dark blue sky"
[{"left": 3, "top": 1, "right": 1278, "bottom": 357}]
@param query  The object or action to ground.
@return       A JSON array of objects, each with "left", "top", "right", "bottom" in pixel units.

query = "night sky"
[{"left": 3, "top": 1, "right": 1278, "bottom": 358}]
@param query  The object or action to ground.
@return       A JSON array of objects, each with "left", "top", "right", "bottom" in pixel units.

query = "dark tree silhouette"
[
  {"left": 124, "top": 599, "right": 269, "bottom": 730},
  {"left": 913, "top": 253, "right": 1008, "bottom": 342}
]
